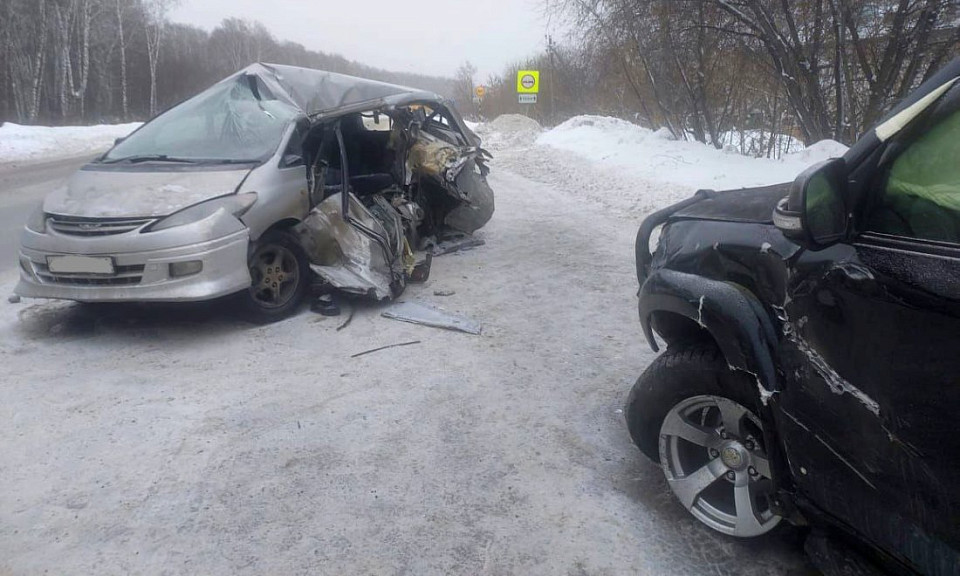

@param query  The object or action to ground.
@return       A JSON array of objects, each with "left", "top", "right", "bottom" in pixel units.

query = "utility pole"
[{"left": 547, "top": 35, "right": 557, "bottom": 124}]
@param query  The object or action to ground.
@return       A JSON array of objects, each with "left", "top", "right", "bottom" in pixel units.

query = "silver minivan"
[{"left": 16, "top": 64, "right": 494, "bottom": 322}]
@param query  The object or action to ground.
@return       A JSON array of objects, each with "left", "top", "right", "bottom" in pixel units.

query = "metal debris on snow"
[
  {"left": 381, "top": 300, "right": 482, "bottom": 335},
  {"left": 426, "top": 236, "right": 486, "bottom": 256},
  {"left": 351, "top": 340, "right": 422, "bottom": 358}
]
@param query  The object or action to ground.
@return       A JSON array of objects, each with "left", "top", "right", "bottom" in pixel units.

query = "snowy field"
[
  {"left": 0, "top": 117, "right": 846, "bottom": 574},
  {"left": 0, "top": 122, "right": 141, "bottom": 164}
]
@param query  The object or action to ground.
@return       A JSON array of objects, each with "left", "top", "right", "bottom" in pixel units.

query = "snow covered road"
[
  {"left": 0, "top": 153, "right": 813, "bottom": 574},
  {"left": 0, "top": 156, "right": 93, "bottom": 272}
]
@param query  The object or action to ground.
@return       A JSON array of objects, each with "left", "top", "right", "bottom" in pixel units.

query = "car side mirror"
[
  {"left": 282, "top": 153, "right": 304, "bottom": 168},
  {"left": 774, "top": 158, "right": 848, "bottom": 250},
  {"left": 114, "top": 137, "right": 126, "bottom": 146}
]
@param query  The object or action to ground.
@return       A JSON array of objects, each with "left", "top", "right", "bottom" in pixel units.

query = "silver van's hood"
[{"left": 44, "top": 166, "right": 251, "bottom": 218}]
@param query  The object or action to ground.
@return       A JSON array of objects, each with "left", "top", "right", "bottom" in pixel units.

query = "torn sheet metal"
[
  {"left": 296, "top": 193, "right": 398, "bottom": 300},
  {"left": 444, "top": 168, "right": 496, "bottom": 234},
  {"left": 381, "top": 301, "right": 482, "bottom": 335}
]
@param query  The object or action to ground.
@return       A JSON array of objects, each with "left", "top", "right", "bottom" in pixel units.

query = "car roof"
[{"left": 235, "top": 62, "right": 443, "bottom": 118}]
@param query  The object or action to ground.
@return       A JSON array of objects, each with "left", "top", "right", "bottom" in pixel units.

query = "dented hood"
[
  {"left": 44, "top": 166, "right": 250, "bottom": 218},
  {"left": 672, "top": 183, "right": 791, "bottom": 224}
]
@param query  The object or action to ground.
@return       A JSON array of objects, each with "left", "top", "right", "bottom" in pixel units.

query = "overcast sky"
[{"left": 169, "top": 0, "right": 555, "bottom": 81}]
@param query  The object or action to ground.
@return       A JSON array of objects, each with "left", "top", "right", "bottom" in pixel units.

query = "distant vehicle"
[
  {"left": 627, "top": 58, "right": 960, "bottom": 574},
  {"left": 16, "top": 64, "right": 494, "bottom": 322}
]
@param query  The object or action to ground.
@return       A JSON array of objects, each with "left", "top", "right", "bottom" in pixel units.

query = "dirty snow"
[
  {"left": 0, "top": 116, "right": 815, "bottom": 574},
  {"left": 0, "top": 122, "right": 141, "bottom": 163}
]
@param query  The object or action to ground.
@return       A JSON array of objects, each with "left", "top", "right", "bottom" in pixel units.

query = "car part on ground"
[{"left": 380, "top": 300, "right": 482, "bottom": 335}]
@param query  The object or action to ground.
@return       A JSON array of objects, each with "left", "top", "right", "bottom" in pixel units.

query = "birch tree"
[{"left": 144, "top": 0, "right": 178, "bottom": 116}]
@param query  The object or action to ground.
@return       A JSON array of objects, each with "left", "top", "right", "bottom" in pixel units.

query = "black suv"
[{"left": 626, "top": 59, "right": 960, "bottom": 575}]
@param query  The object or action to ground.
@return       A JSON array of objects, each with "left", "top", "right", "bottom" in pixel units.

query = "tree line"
[
  {"left": 0, "top": 0, "right": 455, "bottom": 125},
  {"left": 469, "top": 0, "right": 960, "bottom": 155}
]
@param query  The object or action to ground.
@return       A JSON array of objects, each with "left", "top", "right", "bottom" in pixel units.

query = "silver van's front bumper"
[{"left": 15, "top": 213, "right": 252, "bottom": 303}]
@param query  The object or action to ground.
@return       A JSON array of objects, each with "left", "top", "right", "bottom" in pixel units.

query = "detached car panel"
[{"left": 628, "top": 57, "right": 960, "bottom": 575}]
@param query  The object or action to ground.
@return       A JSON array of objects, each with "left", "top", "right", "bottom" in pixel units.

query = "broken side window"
[{"left": 869, "top": 107, "right": 960, "bottom": 244}]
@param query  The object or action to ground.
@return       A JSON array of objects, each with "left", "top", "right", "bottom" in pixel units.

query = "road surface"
[
  {"left": 0, "top": 156, "right": 92, "bottom": 273},
  {"left": 0, "top": 156, "right": 813, "bottom": 575}
]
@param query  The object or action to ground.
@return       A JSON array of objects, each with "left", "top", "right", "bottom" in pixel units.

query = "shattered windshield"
[{"left": 103, "top": 76, "right": 299, "bottom": 164}]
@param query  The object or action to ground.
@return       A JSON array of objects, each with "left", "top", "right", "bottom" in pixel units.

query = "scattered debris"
[
  {"left": 351, "top": 340, "right": 422, "bottom": 358},
  {"left": 311, "top": 294, "right": 341, "bottom": 317},
  {"left": 409, "top": 254, "right": 433, "bottom": 283},
  {"left": 336, "top": 304, "right": 356, "bottom": 331},
  {"left": 433, "top": 290, "right": 456, "bottom": 297},
  {"left": 8, "top": 294, "right": 21, "bottom": 304},
  {"left": 381, "top": 300, "right": 482, "bottom": 335},
  {"left": 425, "top": 235, "right": 486, "bottom": 256}
]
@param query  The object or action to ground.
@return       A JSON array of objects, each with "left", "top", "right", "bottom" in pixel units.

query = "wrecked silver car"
[{"left": 15, "top": 63, "right": 494, "bottom": 322}]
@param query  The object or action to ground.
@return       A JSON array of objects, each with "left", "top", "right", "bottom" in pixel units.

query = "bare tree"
[
  {"left": 144, "top": 0, "right": 178, "bottom": 116},
  {"left": 115, "top": 0, "right": 129, "bottom": 119},
  {"left": 0, "top": 6, "right": 457, "bottom": 125}
]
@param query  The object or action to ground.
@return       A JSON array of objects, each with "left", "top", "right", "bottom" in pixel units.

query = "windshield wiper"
[
  {"left": 101, "top": 154, "right": 199, "bottom": 164},
  {"left": 208, "top": 158, "right": 261, "bottom": 165}
]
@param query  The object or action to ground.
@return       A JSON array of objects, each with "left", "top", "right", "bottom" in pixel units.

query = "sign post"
[
  {"left": 517, "top": 70, "right": 540, "bottom": 109},
  {"left": 473, "top": 85, "right": 487, "bottom": 119}
]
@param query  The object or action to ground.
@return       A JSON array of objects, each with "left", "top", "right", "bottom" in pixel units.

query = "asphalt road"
[{"left": 0, "top": 156, "right": 92, "bottom": 273}]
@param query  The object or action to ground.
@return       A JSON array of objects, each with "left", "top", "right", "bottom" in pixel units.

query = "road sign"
[
  {"left": 517, "top": 70, "right": 540, "bottom": 94},
  {"left": 519, "top": 94, "right": 538, "bottom": 104},
  {"left": 475, "top": 85, "right": 486, "bottom": 99}
]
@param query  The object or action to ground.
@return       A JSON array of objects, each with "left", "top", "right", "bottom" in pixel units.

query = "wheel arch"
[
  {"left": 250, "top": 217, "right": 302, "bottom": 242},
  {"left": 639, "top": 269, "right": 780, "bottom": 396}
]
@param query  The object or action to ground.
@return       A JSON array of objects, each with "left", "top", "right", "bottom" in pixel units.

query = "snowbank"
[
  {"left": 535, "top": 115, "right": 848, "bottom": 191},
  {"left": 0, "top": 122, "right": 142, "bottom": 163},
  {"left": 474, "top": 114, "right": 542, "bottom": 150}
]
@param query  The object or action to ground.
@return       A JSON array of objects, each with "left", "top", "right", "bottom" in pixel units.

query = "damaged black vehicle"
[{"left": 626, "top": 58, "right": 960, "bottom": 575}]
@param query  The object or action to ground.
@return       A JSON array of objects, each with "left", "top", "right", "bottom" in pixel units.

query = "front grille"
[
  {"left": 34, "top": 263, "right": 145, "bottom": 286},
  {"left": 48, "top": 215, "right": 154, "bottom": 236}
]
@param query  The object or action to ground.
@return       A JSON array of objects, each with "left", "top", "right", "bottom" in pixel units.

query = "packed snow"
[
  {"left": 0, "top": 113, "right": 828, "bottom": 574},
  {"left": 536, "top": 115, "right": 847, "bottom": 191},
  {"left": 474, "top": 114, "right": 848, "bottom": 218},
  {"left": 0, "top": 122, "right": 142, "bottom": 163}
]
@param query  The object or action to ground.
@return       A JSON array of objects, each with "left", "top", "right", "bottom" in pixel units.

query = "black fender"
[{"left": 639, "top": 269, "right": 780, "bottom": 395}]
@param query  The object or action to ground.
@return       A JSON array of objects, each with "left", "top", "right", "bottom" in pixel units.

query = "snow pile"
[
  {"left": 475, "top": 114, "right": 542, "bottom": 150},
  {"left": 0, "top": 122, "right": 142, "bottom": 163},
  {"left": 536, "top": 115, "right": 848, "bottom": 191},
  {"left": 716, "top": 129, "right": 805, "bottom": 157},
  {"left": 786, "top": 139, "right": 850, "bottom": 164}
]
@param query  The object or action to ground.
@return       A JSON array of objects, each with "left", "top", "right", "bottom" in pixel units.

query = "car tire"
[
  {"left": 625, "top": 343, "right": 782, "bottom": 538},
  {"left": 236, "top": 230, "right": 310, "bottom": 324}
]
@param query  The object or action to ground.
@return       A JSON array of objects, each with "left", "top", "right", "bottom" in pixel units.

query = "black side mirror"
[
  {"left": 774, "top": 158, "right": 848, "bottom": 250},
  {"left": 114, "top": 137, "right": 126, "bottom": 146}
]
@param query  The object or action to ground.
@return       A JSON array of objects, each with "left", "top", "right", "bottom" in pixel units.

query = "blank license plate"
[{"left": 47, "top": 255, "right": 115, "bottom": 275}]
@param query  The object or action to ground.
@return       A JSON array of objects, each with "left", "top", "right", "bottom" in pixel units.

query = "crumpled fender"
[{"left": 639, "top": 269, "right": 780, "bottom": 395}]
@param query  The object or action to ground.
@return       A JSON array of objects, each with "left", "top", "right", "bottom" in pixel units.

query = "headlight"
[
  {"left": 25, "top": 203, "right": 47, "bottom": 233},
  {"left": 146, "top": 193, "right": 257, "bottom": 232}
]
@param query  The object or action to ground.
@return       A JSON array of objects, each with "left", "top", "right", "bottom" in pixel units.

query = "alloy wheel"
[
  {"left": 659, "top": 395, "right": 781, "bottom": 537},
  {"left": 249, "top": 243, "right": 300, "bottom": 309}
]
